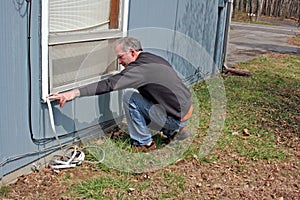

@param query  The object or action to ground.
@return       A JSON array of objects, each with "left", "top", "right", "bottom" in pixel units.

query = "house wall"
[
  {"left": 0, "top": 0, "right": 230, "bottom": 181},
  {"left": 0, "top": 0, "right": 41, "bottom": 180},
  {"left": 128, "top": 0, "right": 229, "bottom": 83},
  {"left": 0, "top": 0, "right": 122, "bottom": 180}
]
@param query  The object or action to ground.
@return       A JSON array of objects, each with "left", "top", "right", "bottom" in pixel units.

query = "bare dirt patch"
[
  {"left": 287, "top": 35, "right": 300, "bottom": 46},
  {"left": 3, "top": 146, "right": 300, "bottom": 199}
]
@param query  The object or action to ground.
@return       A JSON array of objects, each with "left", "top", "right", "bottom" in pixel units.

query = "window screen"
[{"left": 50, "top": 39, "right": 118, "bottom": 93}]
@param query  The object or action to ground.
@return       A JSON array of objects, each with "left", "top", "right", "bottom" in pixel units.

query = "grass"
[
  {"left": 215, "top": 54, "right": 299, "bottom": 161},
  {"left": 0, "top": 186, "right": 11, "bottom": 197},
  {"left": 71, "top": 174, "right": 134, "bottom": 199},
  {"left": 156, "top": 171, "right": 186, "bottom": 198},
  {"left": 66, "top": 53, "right": 299, "bottom": 199},
  {"left": 68, "top": 166, "right": 187, "bottom": 199}
]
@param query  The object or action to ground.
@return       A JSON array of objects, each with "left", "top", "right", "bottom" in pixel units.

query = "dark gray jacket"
[{"left": 79, "top": 52, "right": 192, "bottom": 120}]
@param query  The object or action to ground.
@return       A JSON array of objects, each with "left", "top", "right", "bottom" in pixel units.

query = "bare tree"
[
  {"left": 234, "top": 0, "right": 299, "bottom": 22},
  {"left": 256, "top": 0, "right": 262, "bottom": 21}
]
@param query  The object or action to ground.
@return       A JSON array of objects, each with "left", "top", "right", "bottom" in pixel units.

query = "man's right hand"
[{"left": 48, "top": 89, "right": 80, "bottom": 108}]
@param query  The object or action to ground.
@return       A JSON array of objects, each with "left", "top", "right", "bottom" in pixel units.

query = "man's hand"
[{"left": 48, "top": 89, "right": 80, "bottom": 107}]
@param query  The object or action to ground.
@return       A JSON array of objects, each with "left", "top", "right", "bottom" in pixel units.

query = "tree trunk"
[
  {"left": 249, "top": 0, "right": 253, "bottom": 14},
  {"left": 264, "top": 0, "right": 270, "bottom": 16},
  {"left": 236, "top": 0, "right": 241, "bottom": 17},
  {"left": 274, "top": 0, "right": 281, "bottom": 17},
  {"left": 270, "top": 0, "right": 276, "bottom": 16},
  {"left": 239, "top": 0, "right": 244, "bottom": 12},
  {"left": 256, "top": 0, "right": 262, "bottom": 21},
  {"left": 232, "top": 0, "right": 237, "bottom": 18}
]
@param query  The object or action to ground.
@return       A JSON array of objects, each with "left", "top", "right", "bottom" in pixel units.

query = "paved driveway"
[{"left": 226, "top": 22, "right": 300, "bottom": 65}]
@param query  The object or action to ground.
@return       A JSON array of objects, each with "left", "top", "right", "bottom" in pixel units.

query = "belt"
[{"left": 181, "top": 105, "right": 193, "bottom": 122}]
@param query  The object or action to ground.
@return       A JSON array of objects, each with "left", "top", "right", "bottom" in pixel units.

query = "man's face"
[{"left": 115, "top": 44, "right": 136, "bottom": 67}]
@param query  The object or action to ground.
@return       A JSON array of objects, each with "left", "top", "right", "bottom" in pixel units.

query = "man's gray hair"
[{"left": 115, "top": 37, "right": 143, "bottom": 52}]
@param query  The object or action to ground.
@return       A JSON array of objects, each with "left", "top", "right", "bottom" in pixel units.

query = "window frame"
[{"left": 41, "top": 0, "right": 129, "bottom": 102}]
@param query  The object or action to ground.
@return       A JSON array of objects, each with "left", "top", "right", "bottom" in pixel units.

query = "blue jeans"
[{"left": 122, "top": 90, "right": 188, "bottom": 146}]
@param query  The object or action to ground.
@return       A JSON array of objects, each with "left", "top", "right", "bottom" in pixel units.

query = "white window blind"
[
  {"left": 49, "top": 0, "right": 110, "bottom": 33},
  {"left": 47, "top": 0, "right": 125, "bottom": 94}
]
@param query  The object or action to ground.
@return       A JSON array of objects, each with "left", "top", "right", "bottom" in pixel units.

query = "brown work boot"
[
  {"left": 168, "top": 127, "right": 191, "bottom": 143},
  {"left": 132, "top": 141, "right": 156, "bottom": 152}
]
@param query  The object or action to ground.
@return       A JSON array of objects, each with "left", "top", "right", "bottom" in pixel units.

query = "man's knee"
[
  {"left": 122, "top": 90, "right": 144, "bottom": 111},
  {"left": 123, "top": 90, "right": 137, "bottom": 103}
]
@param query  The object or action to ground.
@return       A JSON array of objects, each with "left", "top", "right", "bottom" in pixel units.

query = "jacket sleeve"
[{"left": 78, "top": 66, "right": 144, "bottom": 96}]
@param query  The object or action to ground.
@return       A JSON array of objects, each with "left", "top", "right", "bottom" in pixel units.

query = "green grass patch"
[
  {"left": 71, "top": 174, "right": 134, "bottom": 199},
  {"left": 69, "top": 54, "right": 299, "bottom": 199},
  {"left": 0, "top": 186, "right": 11, "bottom": 197},
  {"left": 70, "top": 169, "right": 186, "bottom": 199},
  {"left": 190, "top": 54, "right": 299, "bottom": 161},
  {"left": 156, "top": 171, "right": 186, "bottom": 198},
  {"left": 218, "top": 54, "right": 299, "bottom": 160}
]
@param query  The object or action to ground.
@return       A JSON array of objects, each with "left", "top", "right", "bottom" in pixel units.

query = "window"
[{"left": 42, "top": 0, "right": 129, "bottom": 101}]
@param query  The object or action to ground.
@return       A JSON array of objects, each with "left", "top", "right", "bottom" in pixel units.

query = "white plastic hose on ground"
[{"left": 46, "top": 97, "right": 105, "bottom": 169}]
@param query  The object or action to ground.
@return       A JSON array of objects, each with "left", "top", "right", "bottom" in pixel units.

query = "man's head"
[{"left": 115, "top": 37, "right": 143, "bottom": 67}]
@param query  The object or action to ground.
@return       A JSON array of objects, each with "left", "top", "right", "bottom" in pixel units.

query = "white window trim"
[
  {"left": 41, "top": 0, "right": 129, "bottom": 102},
  {"left": 41, "top": 0, "right": 49, "bottom": 102}
]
